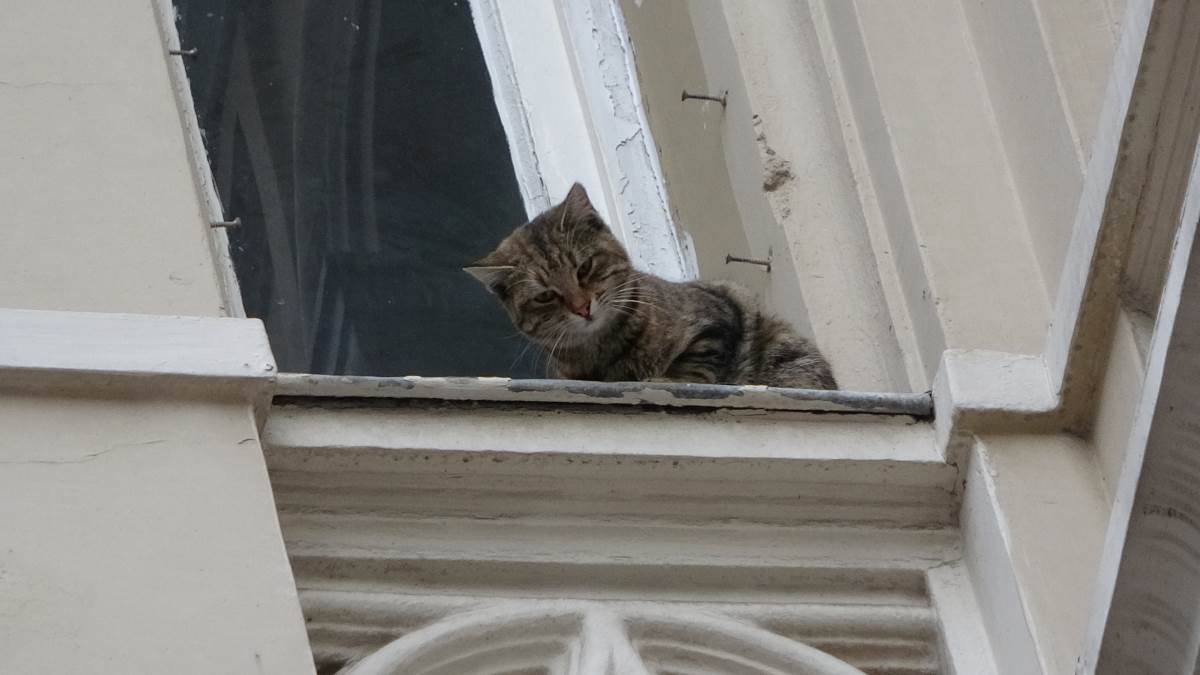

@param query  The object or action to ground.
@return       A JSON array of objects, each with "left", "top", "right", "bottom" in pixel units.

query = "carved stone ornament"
[{"left": 337, "top": 601, "right": 866, "bottom": 675}]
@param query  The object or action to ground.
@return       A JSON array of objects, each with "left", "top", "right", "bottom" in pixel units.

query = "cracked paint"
[{"left": 0, "top": 439, "right": 166, "bottom": 465}]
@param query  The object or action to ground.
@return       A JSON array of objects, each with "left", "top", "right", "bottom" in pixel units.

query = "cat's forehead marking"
[{"left": 526, "top": 221, "right": 556, "bottom": 259}]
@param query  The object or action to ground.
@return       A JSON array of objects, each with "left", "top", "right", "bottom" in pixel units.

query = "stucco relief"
[{"left": 337, "top": 601, "right": 865, "bottom": 675}]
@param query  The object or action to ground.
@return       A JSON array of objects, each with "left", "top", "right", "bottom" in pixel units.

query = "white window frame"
[{"left": 470, "top": 0, "right": 697, "bottom": 282}]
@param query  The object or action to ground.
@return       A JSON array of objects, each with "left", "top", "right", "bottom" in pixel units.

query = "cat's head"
[{"left": 465, "top": 182, "right": 636, "bottom": 347}]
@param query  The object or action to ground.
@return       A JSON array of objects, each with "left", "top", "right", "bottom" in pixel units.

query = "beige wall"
[
  {"left": 618, "top": 0, "right": 816, "bottom": 340},
  {"left": 620, "top": 0, "right": 1127, "bottom": 395},
  {"left": 0, "top": 395, "right": 314, "bottom": 674},
  {"left": 1089, "top": 308, "right": 1148, "bottom": 502},
  {"left": 0, "top": 1, "right": 225, "bottom": 316},
  {"left": 0, "top": 2, "right": 314, "bottom": 673}
]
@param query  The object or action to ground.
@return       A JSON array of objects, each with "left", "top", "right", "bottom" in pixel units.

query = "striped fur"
[{"left": 465, "top": 183, "right": 837, "bottom": 390}]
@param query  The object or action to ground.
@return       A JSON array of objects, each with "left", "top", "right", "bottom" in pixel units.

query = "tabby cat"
[{"left": 465, "top": 183, "right": 837, "bottom": 389}]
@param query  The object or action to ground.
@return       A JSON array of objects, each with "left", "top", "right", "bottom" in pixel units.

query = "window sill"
[
  {"left": 263, "top": 374, "right": 952, "bottom": 526},
  {"left": 273, "top": 373, "right": 933, "bottom": 418}
]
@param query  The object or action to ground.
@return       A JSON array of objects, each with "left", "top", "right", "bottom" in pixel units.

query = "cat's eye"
[
  {"left": 534, "top": 290, "right": 558, "bottom": 303},
  {"left": 577, "top": 258, "right": 594, "bottom": 280}
]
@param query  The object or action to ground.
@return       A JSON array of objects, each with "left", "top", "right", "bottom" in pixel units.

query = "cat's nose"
[{"left": 571, "top": 300, "right": 592, "bottom": 320}]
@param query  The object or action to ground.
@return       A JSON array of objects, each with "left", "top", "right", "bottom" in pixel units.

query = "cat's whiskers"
[
  {"left": 607, "top": 278, "right": 658, "bottom": 301},
  {"left": 605, "top": 287, "right": 665, "bottom": 312},
  {"left": 604, "top": 274, "right": 646, "bottom": 293},
  {"left": 610, "top": 301, "right": 667, "bottom": 322},
  {"left": 597, "top": 275, "right": 645, "bottom": 307},
  {"left": 613, "top": 298, "right": 666, "bottom": 315},
  {"left": 542, "top": 323, "right": 572, "bottom": 375},
  {"left": 601, "top": 283, "right": 653, "bottom": 306},
  {"left": 508, "top": 337, "right": 536, "bottom": 371}
]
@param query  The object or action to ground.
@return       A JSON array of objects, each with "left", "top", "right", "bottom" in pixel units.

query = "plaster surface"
[
  {"left": 0, "top": 396, "right": 314, "bottom": 675},
  {"left": 0, "top": 1, "right": 224, "bottom": 316}
]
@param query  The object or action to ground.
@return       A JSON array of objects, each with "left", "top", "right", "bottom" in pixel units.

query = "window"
[
  {"left": 175, "top": 0, "right": 694, "bottom": 379},
  {"left": 179, "top": 0, "right": 536, "bottom": 376}
]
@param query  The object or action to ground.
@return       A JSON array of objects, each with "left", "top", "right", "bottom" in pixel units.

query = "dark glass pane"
[{"left": 176, "top": 0, "right": 537, "bottom": 377}]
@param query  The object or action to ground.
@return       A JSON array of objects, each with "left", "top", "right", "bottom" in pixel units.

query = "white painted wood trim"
[
  {"left": 0, "top": 308, "right": 274, "bottom": 399},
  {"left": 151, "top": 0, "right": 247, "bottom": 319},
  {"left": 476, "top": 0, "right": 695, "bottom": 280},
  {"left": 557, "top": 0, "right": 697, "bottom": 280},
  {"left": 470, "top": 0, "right": 607, "bottom": 225},
  {"left": 469, "top": 0, "right": 552, "bottom": 217}
]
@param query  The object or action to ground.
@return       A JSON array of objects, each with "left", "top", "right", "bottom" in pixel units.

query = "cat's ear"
[
  {"left": 463, "top": 252, "right": 515, "bottom": 293},
  {"left": 463, "top": 265, "right": 514, "bottom": 290},
  {"left": 559, "top": 182, "right": 599, "bottom": 230},
  {"left": 564, "top": 182, "right": 595, "bottom": 214}
]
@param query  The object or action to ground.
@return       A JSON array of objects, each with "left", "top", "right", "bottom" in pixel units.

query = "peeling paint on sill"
[{"left": 274, "top": 373, "right": 933, "bottom": 418}]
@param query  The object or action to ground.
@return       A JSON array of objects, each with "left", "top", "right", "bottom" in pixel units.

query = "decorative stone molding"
[
  {"left": 265, "top": 399, "right": 954, "bottom": 527},
  {"left": 337, "top": 602, "right": 867, "bottom": 675},
  {"left": 261, "top": 396, "right": 987, "bottom": 674}
]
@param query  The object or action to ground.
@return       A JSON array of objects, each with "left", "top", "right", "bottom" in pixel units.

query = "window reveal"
[{"left": 177, "top": 0, "right": 538, "bottom": 377}]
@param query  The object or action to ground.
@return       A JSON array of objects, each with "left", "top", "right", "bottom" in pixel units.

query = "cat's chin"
[
  {"left": 532, "top": 315, "right": 611, "bottom": 350},
  {"left": 556, "top": 326, "right": 601, "bottom": 348},
  {"left": 573, "top": 311, "right": 616, "bottom": 339}
]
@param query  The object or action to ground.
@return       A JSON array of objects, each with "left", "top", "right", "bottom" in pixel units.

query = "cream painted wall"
[
  {"left": 960, "top": 0, "right": 1122, "bottom": 301},
  {"left": 0, "top": 2, "right": 315, "bottom": 673},
  {"left": 622, "top": 0, "right": 1130, "bottom": 395},
  {"left": 1089, "top": 308, "right": 1147, "bottom": 502},
  {"left": 963, "top": 433, "right": 1109, "bottom": 675},
  {"left": 0, "top": 1, "right": 225, "bottom": 316},
  {"left": 718, "top": 0, "right": 921, "bottom": 392},
  {"left": 0, "top": 395, "right": 314, "bottom": 675},
  {"left": 618, "top": 0, "right": 817, "bottom": 341}
]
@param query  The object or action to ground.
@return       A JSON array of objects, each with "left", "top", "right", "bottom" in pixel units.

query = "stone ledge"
[{"left": 0, "top": 308, "right": 275, "bottom": 407}]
